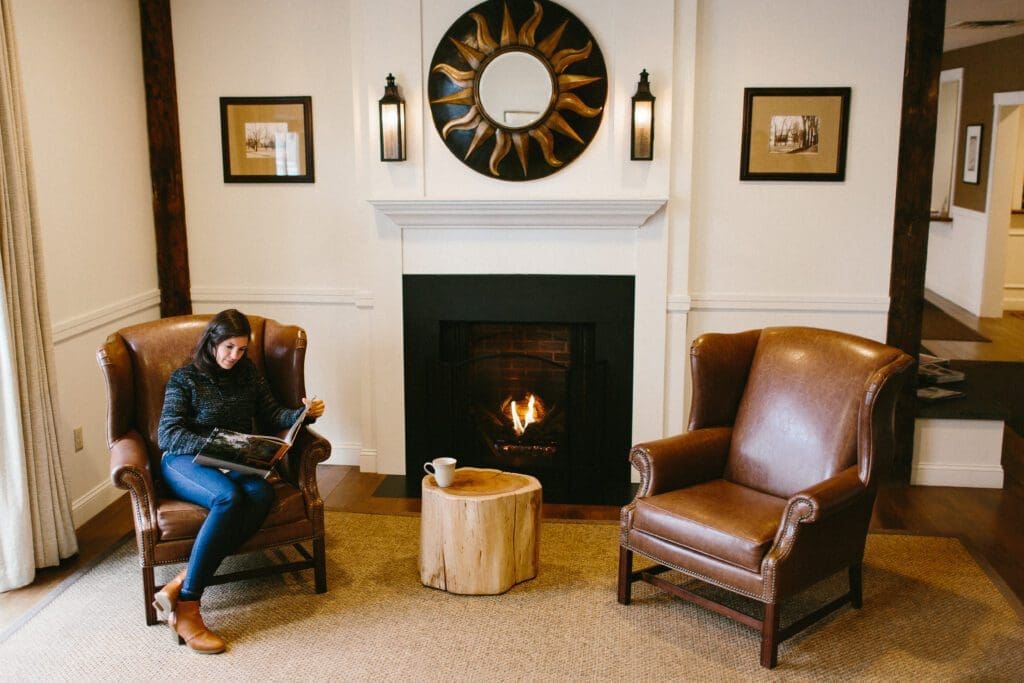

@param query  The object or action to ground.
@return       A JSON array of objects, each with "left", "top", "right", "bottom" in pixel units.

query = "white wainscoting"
[
  {"left": 190, "top": 287, "right": 375, "bottom": 470},
  {"left": 926, "top": 206, "right": 989, "bottom": 315},
  {"left": 685, "top": 293, "right": 891, "bottom": 343},
  {"left": 71, "top": 482, "right": 127, "bottom": 529},
  {"left": 912, "top": 418, "right": 1004, "bottom": 488},
  {"left": 1004, "top": 228, "right": 1024, "bottom": 310},
  {"left": 54, "top": 287, "right": 373, "bottom": 526},
  {"left": 51, "top": 290, "right": 161, "bottom": 526}
]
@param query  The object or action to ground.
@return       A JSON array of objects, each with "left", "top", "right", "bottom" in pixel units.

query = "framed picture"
[
  {"left": 219, "top": 96, "right": 314, "bottom": 182},
  {"left": 739, "top": 87, "right": 851, "bottom": 181},
  {"left": 962, "top": 124, "right": 983, "bottom": 185}
]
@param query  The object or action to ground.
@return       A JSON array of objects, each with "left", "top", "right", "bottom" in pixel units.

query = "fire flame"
[{"left": 503, "top": 393, "right": 546, "bottom": 437}]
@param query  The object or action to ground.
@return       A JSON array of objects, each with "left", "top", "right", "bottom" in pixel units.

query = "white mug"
[{"left": 424, "top": 457, "right": 457, "bottom": 487}]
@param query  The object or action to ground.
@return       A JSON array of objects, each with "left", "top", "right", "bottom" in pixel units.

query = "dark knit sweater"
[{"left": 157, "top": 359, "right": 304, "bottom": 456}]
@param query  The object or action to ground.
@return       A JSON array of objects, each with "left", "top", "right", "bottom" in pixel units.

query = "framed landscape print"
[
  {"left": 740, "top": 87, "right": 851, "bottom": 181},
  {"left": 962, "top": 124, "right": 983, "bottom": 184},
  {"left": 220, "top": 96, "right": 314, "bottom": 182}
]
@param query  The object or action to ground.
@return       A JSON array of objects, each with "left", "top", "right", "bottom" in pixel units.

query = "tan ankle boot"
[
  {"left": 169, "top": 600, "right": 226, "bottom": 654},
  {"left": 153, "top": 569, "right": 187, "bottom": 621}
]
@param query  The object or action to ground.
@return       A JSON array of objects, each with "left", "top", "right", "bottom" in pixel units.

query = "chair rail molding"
[
  {"left": 368, "top": 199, "right": 667, "bottom": 229},
  {"left": 190, "top": 286, "right": 375, "bottom": 308},
  {"left": 667, "top": 295, "right": 692, "bottom": 313},
  {"left": 688, "top": 293, "right": 890, "bottom": 312},
  {"left": 53, "top": 289, "right": 161, "bottom": 343}
]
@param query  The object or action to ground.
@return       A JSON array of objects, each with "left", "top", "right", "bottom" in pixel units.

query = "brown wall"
[{"left": 942, "top": 34, "right": 1024, "bottom": 212}]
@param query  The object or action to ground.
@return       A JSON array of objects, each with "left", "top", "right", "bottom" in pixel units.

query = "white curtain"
[{"left": 0, "top": 0, "right": 78, "bottom": 592}]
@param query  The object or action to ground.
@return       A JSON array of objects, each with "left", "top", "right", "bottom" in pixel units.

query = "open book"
[{"left": 192, "top": 403, "right": 309, "bottom": 478}]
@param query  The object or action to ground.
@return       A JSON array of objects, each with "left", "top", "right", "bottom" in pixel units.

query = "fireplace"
[{"left": 403, "top": 275, "right": 634, "bottom": 504}]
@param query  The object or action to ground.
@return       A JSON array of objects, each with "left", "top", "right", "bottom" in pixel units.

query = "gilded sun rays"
[{"left": 428, "top": 0, "right": 606, "bottom": 181}]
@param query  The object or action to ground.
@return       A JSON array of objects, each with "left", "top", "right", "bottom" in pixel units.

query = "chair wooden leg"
[
  {"left": 143, "top": 565, "right": 158, "bottom": 626},
  {"left": 617, "top": 547, "right": 633, "bottom": 605},
  {"left": 760, "top": 601, "right": 779, "bottom": 669},
  {"left": 849, "top": 562, "right": 863, "bottom": 608},
  {"left": 313, "top": 537, "right": 327, "bottom": 593}
]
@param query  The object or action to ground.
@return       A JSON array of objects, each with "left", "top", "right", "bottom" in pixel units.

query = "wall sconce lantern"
[
  {"left": 630, "top": 69, "right": 655, "bottom": 161},
  {"left": 379, "top": 73, "right": 406, "bottom": 161}
]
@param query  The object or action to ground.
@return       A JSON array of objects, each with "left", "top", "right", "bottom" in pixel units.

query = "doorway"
[{"left": 986, "top": 96, "right": 1024, "bottom": 315}]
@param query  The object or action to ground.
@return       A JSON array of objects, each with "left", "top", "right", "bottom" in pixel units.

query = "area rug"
[
  {"left": 922, "top": 299, "right": 990, "bottom": 342},
  {"left": 1, "top": 513, "right": 1022, "bottom": 680}
]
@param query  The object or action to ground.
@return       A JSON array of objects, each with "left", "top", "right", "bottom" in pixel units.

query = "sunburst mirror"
[{"left": 428, "top": 0, "right": 607, "bottom": 181}]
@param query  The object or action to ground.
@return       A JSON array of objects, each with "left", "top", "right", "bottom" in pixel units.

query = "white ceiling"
[{"left": 944, "top": 0, "right": 1024, "bottom": 51}]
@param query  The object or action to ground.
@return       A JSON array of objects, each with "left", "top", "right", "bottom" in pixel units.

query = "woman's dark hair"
[{"left": 192, "top": 309, "right": 251, "bottom": 374}]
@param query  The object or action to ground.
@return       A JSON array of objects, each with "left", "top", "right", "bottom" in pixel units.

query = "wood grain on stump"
[{"left": 420, "top": 467, "right": 541, "bottom": 595}]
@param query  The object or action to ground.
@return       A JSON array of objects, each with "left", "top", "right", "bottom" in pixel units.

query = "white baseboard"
[
  {"left": 72, "top": 480, "right": 127, "bottom": 529},
  {"left": 1003, "top": 284, "right": 1024, "bottom": 310},
  {"left": 912, "top": 418, "right": 1004, "bottom": 489},
  {"left": 910, "top": 463, "right": 1004, "bottom": 488},
  {"left": 325, "top": 442, "right": 362, "bottom": 467},
  {"left": 359, "top": 448, "right": 378, "bottom": 473}
]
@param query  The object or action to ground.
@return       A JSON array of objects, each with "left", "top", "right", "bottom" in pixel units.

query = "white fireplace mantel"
[{"left": 368, "top": 199, "right": 667, "bottom": 229}]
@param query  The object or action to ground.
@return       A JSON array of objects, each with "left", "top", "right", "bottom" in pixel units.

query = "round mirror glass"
[{"left": 477, "top": 50, "right": 554, "bottom": 129}]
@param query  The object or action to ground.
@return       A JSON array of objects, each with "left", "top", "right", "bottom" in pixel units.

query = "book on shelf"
[
  {"left": 916, "top": 386, "right": 965, "bottom": 402},
  {"left": 918, "top": 362, "right": 965, "bottom": 384},
  {"left": 918, "top": 352, "right": 949, "bottom": 367},
  {"left": 193, "top": 403, "right": 309, "bottom": 478}
]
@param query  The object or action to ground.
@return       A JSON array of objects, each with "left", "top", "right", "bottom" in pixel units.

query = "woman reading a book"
[{"left": 155, "top": 309, "right": 325, "bottom": 654}]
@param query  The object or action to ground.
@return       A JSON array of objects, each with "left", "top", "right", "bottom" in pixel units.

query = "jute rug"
[{"left": 2, "top": 512, "right": 1022, "bottom": 681}]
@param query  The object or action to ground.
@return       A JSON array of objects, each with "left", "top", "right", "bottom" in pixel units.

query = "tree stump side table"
[{"left": 419, "top": 467, "right": 541, "bottom": 595}]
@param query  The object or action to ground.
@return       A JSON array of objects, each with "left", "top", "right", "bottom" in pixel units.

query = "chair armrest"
[
  {"left": 108, "top": 431, "right": 160, "bottom": 551},
  {"left": 768, "top": 466, "right": 866, "bottom": 555},
  {"left": 629, "top": 427, "right": 732, "bottom": 498},
  {"left": 761, "top": 466, "right": 871, "bottom": 599},
  {"left": 110, "top": 431, "right": 155, "bottom": 494},
  {"left": 282, "top": 426, "right": 331, "bottom": 497},
  {"left": 790, "top": 466, "right": 866, "bottom": 523}
]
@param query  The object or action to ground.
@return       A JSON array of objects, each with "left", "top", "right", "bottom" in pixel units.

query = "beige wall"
[
  {"left": 943, "top": 34, "right": 1024, "bottom": 213},
  {"left": 10, "top": 0, "right": 158, "bottom": 524},
  {"left": 8, "top": 0, "right": 912, "bottom": 525},
  {"left": 687, "top": 0, "right": 907, "bottom": 331}
]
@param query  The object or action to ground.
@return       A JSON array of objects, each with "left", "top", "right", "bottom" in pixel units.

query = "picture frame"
[
  {"left": 962, "top": 124, "right": 983, "bottom": 185},
  {"left": 739, "top": 87, "right": 851, "bottom": 181},
  {"left": 219, "top": 96, "right": 314, "bottom": 183}
]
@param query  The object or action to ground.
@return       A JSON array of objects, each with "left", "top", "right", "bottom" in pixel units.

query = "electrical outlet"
[{"left": 73, "top": 426, "right": 84, "bottom": 452}]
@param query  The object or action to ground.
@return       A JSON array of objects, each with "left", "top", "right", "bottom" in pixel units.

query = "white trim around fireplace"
[{"left": 368, "top": 199, "right": 667, "bottom": 229}]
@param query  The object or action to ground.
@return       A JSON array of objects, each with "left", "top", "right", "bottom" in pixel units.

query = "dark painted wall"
[{"left": 942, "top": 34, "right": 1024, "bottom": 212}]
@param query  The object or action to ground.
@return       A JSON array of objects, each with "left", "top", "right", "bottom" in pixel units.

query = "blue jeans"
[{"left": 160, "top": 453, "right": 276, "bottom": 600}]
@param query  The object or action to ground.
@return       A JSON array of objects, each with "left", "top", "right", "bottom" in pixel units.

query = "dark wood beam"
[
  {"left": 886, "top": 0, "right": 946, "bottom": 480},
  {"left": 139, "top": 0, "right": 191, "bottom": 317}
]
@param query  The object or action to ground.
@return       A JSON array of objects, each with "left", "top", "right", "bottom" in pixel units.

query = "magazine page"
[
  {"left": 283, "top": 402, "right": 310, "bottom": 445},
  {"left": 192, "top": 402, "right": 311, "bottom": 477},
  {"left": 195, "top": 430, "right": 286, "bottom": 466}
]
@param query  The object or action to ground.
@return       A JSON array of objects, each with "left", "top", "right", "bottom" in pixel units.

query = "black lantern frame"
[
  {"left": 379, "top": 73, "right": 406, "bottom": 162},
  {"left": 630, "top": 69, "right": 655, "bottom": 161}
]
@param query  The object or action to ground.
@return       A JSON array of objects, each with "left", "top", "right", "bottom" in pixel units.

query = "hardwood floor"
[
  {"left": 922, "top": 289, "right": 1024, "bottom": 361},
  {"left": 3, "top": 465, "right": 1021, "bottom": 637},
  {"left": 0, "top": 494, "right": 133, "bottom": 634}
]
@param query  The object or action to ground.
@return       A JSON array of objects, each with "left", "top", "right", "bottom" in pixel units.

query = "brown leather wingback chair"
[
  {"left": 97, "top": 314, "right": 331, "bottom": 625},
  {"left": 618, "top": 327, "right": 912, "bottom": 668}
]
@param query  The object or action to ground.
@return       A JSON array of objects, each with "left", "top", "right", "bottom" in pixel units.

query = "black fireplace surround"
[{"left": 403, "top": 274, "right": 634, "bottom": 504}]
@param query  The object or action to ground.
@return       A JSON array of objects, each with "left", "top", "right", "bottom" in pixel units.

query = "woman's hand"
[{"left": 302, "top": 396, "right": 325, "bottom": 419}]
